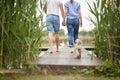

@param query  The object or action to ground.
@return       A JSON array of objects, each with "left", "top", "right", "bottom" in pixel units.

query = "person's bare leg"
[
  {"left": 55, "top": 33, "right": 59, "bottom": 52},
  {"left": 48, "top": 32, "right": 53, "bottom": 53}
]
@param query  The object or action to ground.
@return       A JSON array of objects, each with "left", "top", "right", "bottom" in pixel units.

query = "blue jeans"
[
  {"left": 46, "top": 14, "right": 60, "bottom": 33},
  {"left": 66, "top": 18, "right": 80, "bottom": 47}
]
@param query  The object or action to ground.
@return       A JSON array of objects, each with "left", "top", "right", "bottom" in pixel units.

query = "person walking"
[
  {"left": 63, "top": 0, "right": 82, "bottom": 53},
  {"left": 44, "top": 0, "right": 64, "bottom": 53}
]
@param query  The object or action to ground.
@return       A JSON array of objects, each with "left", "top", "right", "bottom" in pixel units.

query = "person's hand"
[
  {"left": 62, "top": 20, "right": 66, "bottom": 26},
  {"left": 80, "top": 21, "right": 82, "bottom": 27}
]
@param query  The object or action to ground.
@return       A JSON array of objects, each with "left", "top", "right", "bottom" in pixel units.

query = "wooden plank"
[{"left": 34, "top": 47, "right": 102, "bottom": 67}]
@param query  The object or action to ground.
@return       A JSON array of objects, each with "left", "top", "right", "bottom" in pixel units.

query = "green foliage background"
[
  {"left": 89, "top": 0, "right": 120, "bottom": 62},
  {"left": 88, "top": 0, "right": 120, "bottom": 76},
  {"left": 0, "top": 0, "right": 45, "bottom": 68}
]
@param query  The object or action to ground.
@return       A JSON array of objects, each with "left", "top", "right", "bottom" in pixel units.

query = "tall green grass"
[
  {"left": 88, "top": 0, "right": 120, "bottom": 76},
  {"left": 88, "top": 0, "right": 120, "bottom": 62},
  {"left": 0, "top": 0, "right": 45, "bottom": 68}
]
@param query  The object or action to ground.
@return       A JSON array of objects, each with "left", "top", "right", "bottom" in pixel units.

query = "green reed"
[
  {"left": 0, "top": 0, "right": 45, "bottom": 68},
  {"left": 88, "top": 0, "right": 120, "bottom": 62}
]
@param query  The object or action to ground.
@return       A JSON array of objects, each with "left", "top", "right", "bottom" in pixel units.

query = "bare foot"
[
  {"left": 47, "top": 48, "right": 53, "bottom": 54},
  {"left": 76, "top": 55, "right": 81, "bottom": 59},
  {"left": 70, "top": 47, "right": 74, "bottom": 53},
  {"left": 56, "top": 47, "right": 59, "bottom": 53},
  {"left": 50, "top": 51, "right": 53, "bottom": 54},
  {"left": 70, "top": 51, "right": 74, "bottom": 53},
  {"left": 56, "top": 49, "right": 59, "bottom": 52}
]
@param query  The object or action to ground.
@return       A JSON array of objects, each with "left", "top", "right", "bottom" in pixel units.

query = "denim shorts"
[{"left": 46, "top": 14, "right": 60, "bottom": 33}]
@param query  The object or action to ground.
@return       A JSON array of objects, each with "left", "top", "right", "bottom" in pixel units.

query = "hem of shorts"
[{"left": 47, "top": 31, "right": 54, "bottom": 33}]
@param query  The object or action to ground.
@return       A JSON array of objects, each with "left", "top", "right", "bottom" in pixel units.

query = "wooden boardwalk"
[{"left": 34, "top": 47, "right": 102, "bottom": 67}]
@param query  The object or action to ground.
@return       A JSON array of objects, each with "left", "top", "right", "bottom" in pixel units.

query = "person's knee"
[
  {"left": 54, "top": 32, "right": 59, "bottom": 35},
  {"left": 49, "top": 32, "right": 53, "bottom": 36}
]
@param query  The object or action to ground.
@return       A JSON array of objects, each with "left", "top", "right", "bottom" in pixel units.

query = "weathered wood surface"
[{"left": 34, "top": 47, "right": 102, "bottom": 67}]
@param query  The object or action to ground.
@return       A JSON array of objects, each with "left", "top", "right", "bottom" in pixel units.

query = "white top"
[{"left": 46, "top": 0, "right": 61, "bottom": 16}]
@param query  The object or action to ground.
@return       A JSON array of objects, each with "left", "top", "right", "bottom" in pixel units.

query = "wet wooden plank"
[{"left": 34, "top": 47, "right": 102, "bottom": 67}]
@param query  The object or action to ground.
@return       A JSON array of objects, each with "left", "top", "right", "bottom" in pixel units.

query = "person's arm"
[
  {"left": 59, "top": 3, "right": 64, "bottom": 21},
  {"left": 62, "top": 10, "right": 68, "bottom": 26},
  {"left": 59, "top": 3, "right": 67, "bottom": 26},
  {"left": 61, "top": 2, "right": 68, "bottom": 26},
  {"left": 78, "top": 11, "right": 82, "bottom": 27},
  {"left": 43, "top": 2, "right": 47, "bottom": 14}
]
